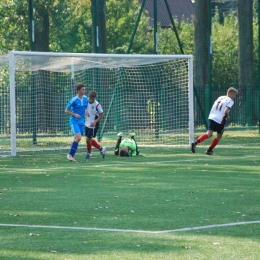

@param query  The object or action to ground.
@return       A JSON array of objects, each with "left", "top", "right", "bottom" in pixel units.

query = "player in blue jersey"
[{"left": 65, "top": 83, "right": 88, "bottom": 162}]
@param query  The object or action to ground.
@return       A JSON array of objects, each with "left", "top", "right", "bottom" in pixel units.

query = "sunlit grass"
[{"left": 0, "top": 131, "right": 260, "bottom": 259}]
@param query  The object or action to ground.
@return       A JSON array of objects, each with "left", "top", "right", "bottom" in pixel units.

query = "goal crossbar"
[{"left": 6, "top": 51, "right": 194, "bottom": 156}]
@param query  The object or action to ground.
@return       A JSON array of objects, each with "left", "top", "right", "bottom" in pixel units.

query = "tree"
[
  {"left": 33, "top": 0, "right": 50, "bottom": 52},
  {"left": 106, "top": 0, "right": 153, "bottom": 54},
  {"left": 0, "top": 1, "right": 29, "bottom": 54},
  {"left": 238, "top": 0, "right": 254, "bottom": 87},
  {"left": 91, "top": 0, "right": 107, "bottom": 53},
  {"left": 1, "top": 0, "right": 259, "bottom": 88},
  {"left": 211, "top": 13, "right": 239, "bottom": 87},
  {"left": 193, "top": 0, "right": 211, "bottom": 88}
]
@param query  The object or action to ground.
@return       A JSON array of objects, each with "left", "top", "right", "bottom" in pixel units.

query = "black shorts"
[
  {"left": 208, "top": 119, "right": 225, "bottom": 134},
  {"left": 85, "top": 122, "right": 99, "bottom": 138}
]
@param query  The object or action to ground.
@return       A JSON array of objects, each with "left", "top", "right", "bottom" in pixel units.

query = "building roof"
[{"left": 139, "top": 0, "right": 194, "bottom": 27}]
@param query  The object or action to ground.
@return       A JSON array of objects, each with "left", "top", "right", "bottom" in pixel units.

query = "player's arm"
[
  {"left": 65, "top": 108, "right": 80, "bottom": 118},
  {"left": 96, "top": 112, "right": 104, "bottom": 122},
  {"left": 90, "top": 112, "right": 104, "bottom": 127},
  {"left": 224, "top": 107, "right": 230, "bottom": 120},
  {"left": 86, "top": 107, "right": 90, "bottom": 117}
]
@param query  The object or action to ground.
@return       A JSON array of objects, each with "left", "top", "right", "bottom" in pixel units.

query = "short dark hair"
[
  {"left": 76, "top": 83, "right": 85, "bottom": 92},
  {"left": 119, "top": 148, "right": 129, "bottom": 156}
]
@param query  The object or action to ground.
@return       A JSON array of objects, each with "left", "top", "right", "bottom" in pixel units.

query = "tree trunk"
[
  {"left": 91, "top": 0, "right": 107, "bottom": 53},
  {"left": 98, "top": 0, "right": 107, "bottom": 53},
  {"left": 193, "top": 0, "right": 210, "bottom": 88},
  {"left": 238, "top": 0, "right": 254, "bottom": 86},
  {"left": 34, "top": 4, "right": 51, "bottom": 134},
  {"left": 238, "top": 0, "right": 254, "bottom": 126},
  {"left": 35, "top": 6, "right": 50, "bottom": 52}
]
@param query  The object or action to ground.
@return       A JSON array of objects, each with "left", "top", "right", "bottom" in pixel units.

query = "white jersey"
[
  {"left": 208, "top": 95, "right": 234, "bottom": 124},
  {"left": 85, "top": 100, "right": 103, "bottom": 128}
]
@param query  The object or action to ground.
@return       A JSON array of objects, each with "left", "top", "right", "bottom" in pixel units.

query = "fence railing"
[
  {"left": 194, "top": 85, "right": 260, "bottom": 130},
  {"left": 1, "top": 85, "right": 260, "bottom": 136}
]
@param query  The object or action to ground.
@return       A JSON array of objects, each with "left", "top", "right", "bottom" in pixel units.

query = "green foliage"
[
  {"left": 0, "top": 1, "right": 29, "bottom": 53},
  {"left": 211, "top": 13, "right": 239, "bottom": 86},
  {"left": 0, "top": 1, "right": 259, "bottom": 86},
  {"left": 49, "top": 1, "right": 92, "bottom": 52},
  {"left": 106, "top": 0, "right": 154, "bottom": 53},
  {"left": 210, "top": 11, "right": 259, "bottom": 86},
  {"left": 157, "top": 18, "right": 194, "bottom": 55}
]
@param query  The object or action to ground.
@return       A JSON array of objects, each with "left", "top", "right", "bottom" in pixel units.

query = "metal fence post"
[
  {"left": 247, "top": 84, "right": 252, "bottom": 127},
  {"left": 205, "top": 85, "right": 210, "bottom": 118}
]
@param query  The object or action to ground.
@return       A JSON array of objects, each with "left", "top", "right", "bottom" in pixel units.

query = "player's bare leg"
[{"left": 205, "top": 133, "right": 222, "bottom": 155}]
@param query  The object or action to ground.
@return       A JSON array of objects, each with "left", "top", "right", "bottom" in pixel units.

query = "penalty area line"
[{"left": 1, "top": 220, "right": 260, "bottom": 234}]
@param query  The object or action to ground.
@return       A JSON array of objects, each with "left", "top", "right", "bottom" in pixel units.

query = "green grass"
[{"left": 0, "top": 130, "right": 260, "bottom": 259}]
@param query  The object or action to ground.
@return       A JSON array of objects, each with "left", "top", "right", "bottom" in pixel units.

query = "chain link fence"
[{"left": 194, "top": 85, "right": 260, "bottom": 129}]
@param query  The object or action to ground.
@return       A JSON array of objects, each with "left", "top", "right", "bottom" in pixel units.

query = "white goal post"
[{"left": 5, "top": 51, "right": 194, "bottom": 156}]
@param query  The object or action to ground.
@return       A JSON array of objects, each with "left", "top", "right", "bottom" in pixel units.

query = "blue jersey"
[{"left": 66, "top": 95, "right": 89, "bottom": 125}]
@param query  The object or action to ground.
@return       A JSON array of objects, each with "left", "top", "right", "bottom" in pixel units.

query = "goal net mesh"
[
  {"left": 3, "top": 52, "right": 193, "bottom": 155},
  {"left": 0, "top": 54, "right": 10, "bottom": 156}
]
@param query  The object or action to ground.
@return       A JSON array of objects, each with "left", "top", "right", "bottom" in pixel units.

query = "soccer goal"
[{"left": 4, "top": 51, "right": 193, "bottom": 156}]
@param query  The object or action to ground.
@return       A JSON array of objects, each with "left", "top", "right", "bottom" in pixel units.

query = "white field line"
[
  {"left": 1, "top": 155, "right": 259, "bottom": 234},
  {"left": 1, "top": 141, "right": 258, "bottom": 158},
  {"left": 0, "top": 221, "right": 260, "bottom": 234},
  {"left": 2, "top": 155, "right": 258, "bottom": 171},
  {"left": 14, "top": 142, "right": 260, "bottom": 158}
]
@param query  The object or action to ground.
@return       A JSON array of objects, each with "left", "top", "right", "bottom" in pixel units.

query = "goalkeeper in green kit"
[{"left": 114, "top": 132, "right": 140, "bottom": 156}]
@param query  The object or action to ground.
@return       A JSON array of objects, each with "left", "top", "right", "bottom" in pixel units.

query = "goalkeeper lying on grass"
[{"left": 114, "top": 133, "right": 140, "bottom": 156}]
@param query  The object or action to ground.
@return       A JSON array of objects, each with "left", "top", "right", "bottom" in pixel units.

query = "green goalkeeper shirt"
[{"left": 119, "top": 138, "right": 137, "bottom": 156}]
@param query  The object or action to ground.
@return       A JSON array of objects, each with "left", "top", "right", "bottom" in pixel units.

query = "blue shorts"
[
  {"left": 70, "top": 121, "right": 84, "bottom": 135},
  {"left": 208, "top": 119, "right": 225, "bottom": 134}
]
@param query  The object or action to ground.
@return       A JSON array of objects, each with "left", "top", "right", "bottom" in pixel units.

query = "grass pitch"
[{"left": 0, "top": 130, "right": 260, "bottom": 259}]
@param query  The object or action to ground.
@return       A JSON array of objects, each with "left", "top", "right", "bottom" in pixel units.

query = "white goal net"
[{"left": 3, "top": 51, "right": 193, "bottom": 156}]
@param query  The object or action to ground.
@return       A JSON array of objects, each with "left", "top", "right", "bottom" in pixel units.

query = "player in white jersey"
[
  {"left": 191, "top": 87, "right": 238, "bottom": 155},
  {"left": 85, "top": 90, "right": 106, "bottom": 159}
]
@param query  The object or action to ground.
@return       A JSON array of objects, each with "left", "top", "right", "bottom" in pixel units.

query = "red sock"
[
  {"left": 91, "top": 139, "right": 101, "bottom": 150},
  {"left": 209, "top": 138, "right": 219, "bottom": 150},
  {"left": 196, "top": 133, "right": 209, "bottom": 144},
  {"left": 87, "top": 142, "right": 92, "bottom": 153}
]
